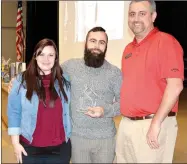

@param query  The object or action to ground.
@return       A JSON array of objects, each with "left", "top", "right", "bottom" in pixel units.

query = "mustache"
[
  {"left": 90, "top": 48, "right": 103, "bottom": 53},
  {"left": 133, "top": 21, "right": 143, "bottom": 24}
]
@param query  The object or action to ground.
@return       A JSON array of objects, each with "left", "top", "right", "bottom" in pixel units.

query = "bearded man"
[{"left": 62, "top": 26, "right": 122, "bottom": 163}]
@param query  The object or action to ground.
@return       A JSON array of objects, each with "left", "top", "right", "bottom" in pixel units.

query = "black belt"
[{"left": 126, "top": 111, "right": 176, "bottom": 121}]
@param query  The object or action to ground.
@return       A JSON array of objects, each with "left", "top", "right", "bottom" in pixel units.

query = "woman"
[{"left": 7, "top": 38, "right": 71, "bottom": 163}]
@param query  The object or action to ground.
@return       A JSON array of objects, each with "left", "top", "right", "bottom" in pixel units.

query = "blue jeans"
[{"left": 21, "top": 140, "right": 71, "bottom": 163}]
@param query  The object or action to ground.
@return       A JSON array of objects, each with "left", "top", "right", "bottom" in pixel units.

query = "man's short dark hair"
[{"left": 85, "top": 26, "right": 108, "bottom": 43}]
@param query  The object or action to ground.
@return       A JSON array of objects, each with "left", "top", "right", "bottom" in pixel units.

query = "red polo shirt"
[{"left": 120, "top": 28, "right": 184, "bottom": 117}]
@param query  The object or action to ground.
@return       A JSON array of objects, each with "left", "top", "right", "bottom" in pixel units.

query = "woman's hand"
[{"left": 13, "top": 143, "right": 28, "bottom": 163}]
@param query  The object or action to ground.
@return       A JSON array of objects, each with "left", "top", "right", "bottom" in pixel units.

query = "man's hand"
[
  {"left": 8, "top": 77, "right": 15, "bottom": 94},
  {"left": 85, "top": 107, "right": 104, "bottom": 118},
  {"left": 13, "top": 143, "right": 28, "bottom": 163},
  {"left": 146, "top": 78, "right": 183, "bottom": 150},
  {"left": 146, "top": 122, "right": 161, "bottom": 149}
]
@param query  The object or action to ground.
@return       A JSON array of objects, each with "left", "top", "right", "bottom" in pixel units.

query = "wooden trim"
[{"left": 2, "top": 117, "right": 8, "bottom": 128}]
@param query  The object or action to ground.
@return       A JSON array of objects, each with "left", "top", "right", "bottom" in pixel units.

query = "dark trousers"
[{"left": 20, "top": 140, "right": 71, "bottom": 164}]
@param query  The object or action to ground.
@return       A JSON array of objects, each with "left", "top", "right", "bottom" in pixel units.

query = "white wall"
[
  {"left": 59, "top": 1, "right": 134, "bottom": 69},
  {"left": 2, "top": 1, "right": 26, "bottom": 62}
]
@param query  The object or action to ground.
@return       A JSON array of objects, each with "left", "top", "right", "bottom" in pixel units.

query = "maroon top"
[{"left": 20, "top": 74, "right": 65, "bottom": 147}]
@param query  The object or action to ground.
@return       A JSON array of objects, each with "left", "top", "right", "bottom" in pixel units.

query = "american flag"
[{"left": 16, "top": 1, "right": 25, "bottom": 62}]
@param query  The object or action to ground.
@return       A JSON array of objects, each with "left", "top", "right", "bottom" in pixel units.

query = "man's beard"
[{"left": 84, "top": 48, "right": 106, "bottom": 68}]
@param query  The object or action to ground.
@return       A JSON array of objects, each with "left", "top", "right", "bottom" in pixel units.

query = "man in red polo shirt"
[{"left": 116, "top": 0, "right": 184, "bottom": 163}]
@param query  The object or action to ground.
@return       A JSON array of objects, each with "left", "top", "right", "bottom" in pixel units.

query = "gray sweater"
[{"left": 61, "top": 58, "right": 122, "bottom": 139}]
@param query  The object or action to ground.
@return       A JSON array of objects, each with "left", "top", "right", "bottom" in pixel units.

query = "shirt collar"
[{"left": 132, "top": 27, "right": 159, "bottom": 46}]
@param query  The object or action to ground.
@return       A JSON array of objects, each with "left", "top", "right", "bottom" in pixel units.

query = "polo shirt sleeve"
[{"left": 159, "top": 35, "right": 184, "bottom": 80}]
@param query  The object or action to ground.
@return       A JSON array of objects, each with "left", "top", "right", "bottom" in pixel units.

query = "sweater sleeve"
[
  {"left": 102, "top": 68, "right": 122, "bottom": 118},
  {"left": 61, "top": 62, "right": 68, "bottom": 74},
  {"left": 61, "top": 59, "right": 72, "bottom": 75}
]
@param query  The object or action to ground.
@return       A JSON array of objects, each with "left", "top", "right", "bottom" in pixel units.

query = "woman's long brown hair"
[{"left": 19, "top": 38, "right": 70, "bottom": 107}]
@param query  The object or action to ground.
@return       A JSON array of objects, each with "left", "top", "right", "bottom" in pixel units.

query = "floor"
[{"left": 2, "top": 89, "right": 187, "bottom": 163}]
